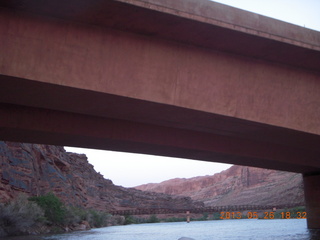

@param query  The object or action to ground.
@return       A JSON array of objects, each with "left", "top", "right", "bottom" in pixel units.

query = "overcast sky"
[
  {"left": 213, "top": 0, "right": 320, "bottom": 31},
  {"left": 65, "top": 0, "right": 320, "bottom": 188}
]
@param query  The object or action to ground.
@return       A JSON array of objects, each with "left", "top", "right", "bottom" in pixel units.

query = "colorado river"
[{"left": 4, "top": 219, "right": 320, "bottom": 240}]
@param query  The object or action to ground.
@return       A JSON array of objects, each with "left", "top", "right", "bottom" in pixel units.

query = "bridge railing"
[{"left": 110, "top": 204, "right": 301, "bottom": 216}]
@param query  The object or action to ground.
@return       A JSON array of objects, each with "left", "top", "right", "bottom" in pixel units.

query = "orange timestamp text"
[{"left": 220, "top": 211, "right": 307, "bottom": 220}]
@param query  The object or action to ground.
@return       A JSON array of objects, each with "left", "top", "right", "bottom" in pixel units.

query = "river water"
[{"left": 3, "top": 219, "right": 320, "bottom": 240}]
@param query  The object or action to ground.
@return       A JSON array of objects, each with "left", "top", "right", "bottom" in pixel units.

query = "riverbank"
[
  {"left": 0, "top": 192, "right": 307, "bottom": 238},
  {"left": 0, "top": 193, "right": 124, "bottom": 238}
]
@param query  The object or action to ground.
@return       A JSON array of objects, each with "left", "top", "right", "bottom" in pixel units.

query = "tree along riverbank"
[
  {"left": 0, "top": 193, "right": 124, "bottom": 238},
  {"left": 0, "top": 193, "right": 208, "bottom": 238}
]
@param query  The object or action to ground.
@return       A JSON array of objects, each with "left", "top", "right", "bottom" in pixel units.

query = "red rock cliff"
[
  {"left": 0, "top": 141, "right": 203, "bottom": 211},
  {"left": 135, "top": 165, "right": 305, "bottom": 207}
]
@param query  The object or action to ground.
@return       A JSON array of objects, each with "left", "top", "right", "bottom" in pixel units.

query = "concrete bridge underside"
[{"left": 0, "top": 0, "right": 319, "bottom": 228}]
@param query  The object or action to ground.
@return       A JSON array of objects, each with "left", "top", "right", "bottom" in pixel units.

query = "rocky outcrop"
[
  {"left": 135, "top": 165, "right": 305, "bottom": 207},
  {"left": 0, "top": 141, "right": 202, "bottom": 211}
]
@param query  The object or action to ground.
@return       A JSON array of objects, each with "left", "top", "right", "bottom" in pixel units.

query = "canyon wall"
[
  {"left": 0, "top": 141, "right": 304, "bottom": 211},
  {"left": 135, "top": 165, "right": 305, "bottom": 207},
  {"left": 0, "top": 141, "right": 202, "bottom": 211}
]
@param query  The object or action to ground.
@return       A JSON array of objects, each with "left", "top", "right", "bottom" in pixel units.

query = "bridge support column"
[
  {"left": 186, "top": 211, "right": 190, "bottom": 223},
  {"left": 303, "top": 174, "right": 320, "bottom": 229}
]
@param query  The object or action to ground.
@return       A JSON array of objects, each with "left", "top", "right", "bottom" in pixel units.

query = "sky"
[
  {"left": 65, "top": 0, "right": 320, "bottom": 188},
  {"left": 213, "top": 0, "right": 320, "bottom": 31}
]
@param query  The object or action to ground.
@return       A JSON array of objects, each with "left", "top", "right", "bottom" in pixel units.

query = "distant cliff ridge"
[
  {"left": 0, "top": 142, "right": 202, "bottom": 211},
  {"left": 135, "top": 165, "right": 305, "bottom": 207}
]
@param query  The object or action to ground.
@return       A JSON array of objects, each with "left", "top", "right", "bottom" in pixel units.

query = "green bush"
[
  {"left": 198, "top": 213, "right": 209, "bottom": 221},
  {"left": 64, "top": 206, "right": 110, "bottom": 228},
  {"left": 0, "top": 194, "right": 44, "bottom": 237},
  {"left": 124, "top": 215, "right": 138, "bottom": 225},
  {"left": 147, "top": 214, "right": 159, "bottom": 223},
  {"left": 64, "top": 206, "right": 83, "bottom": 225},
  {"left": 108, "top": 215, "right": 125, "bottom": 225},
  {"left": 89, "top": 209, "right": 110, "bottom": 228},
  {"left": 212, "top": 212, "right": 222, "bottom": 220},
  {"left": 164, "top": 217, "right": 186, "bottom": 222},
  {"left": 0, "top": 193, "right": 112, "bottom": 237},
  {"left": 29, "top": 193, "right": 65, "bottom": 225}
]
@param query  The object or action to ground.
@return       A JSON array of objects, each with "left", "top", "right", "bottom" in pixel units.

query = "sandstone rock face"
[
  {"left": 135, "top": 165, "right": 305, "bottom": 207},
  {"left": 0, "top": 141, "right": 202, "bottom": 211}
]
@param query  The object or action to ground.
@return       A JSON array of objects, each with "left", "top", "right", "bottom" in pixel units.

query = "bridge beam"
[
  {"left": 303, "top": 174, "right": 320, "bottom": 229},
  {"left": 0, "top": 0, "right": 320, "bottom": 230}
]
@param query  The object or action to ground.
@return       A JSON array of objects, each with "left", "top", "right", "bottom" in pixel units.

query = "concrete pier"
[
  {"left": 186, "top": 211, "right": 190, "bottom": 223},
  {"left": 303, "top": 174, "right": 320, "bottom": 229}
]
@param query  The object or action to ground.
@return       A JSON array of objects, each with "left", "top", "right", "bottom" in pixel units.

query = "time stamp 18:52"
[{"left": 220, "top": 211, "right": 307, "bottom": 220}]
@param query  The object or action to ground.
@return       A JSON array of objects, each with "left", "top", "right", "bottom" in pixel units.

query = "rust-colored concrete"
[
  {"left": 1, "top": 102, "right": 319, "bottom": 173},
  {"left": 0, "top": 3, "right": 319, "bottom": 136},
  {"left": 303, "top": 174, "right": 320, "bottom": 229},
  {"left": 0, "top": 0, "right": 320, "bottom": 228}
]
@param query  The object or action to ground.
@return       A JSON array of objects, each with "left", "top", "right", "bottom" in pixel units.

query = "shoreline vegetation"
[
  {"left": 0, "top": 193, "right": 123, "bottom": 238},
  {"left": 0, "top": 193, "right": 306, "bottom": 238}
]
